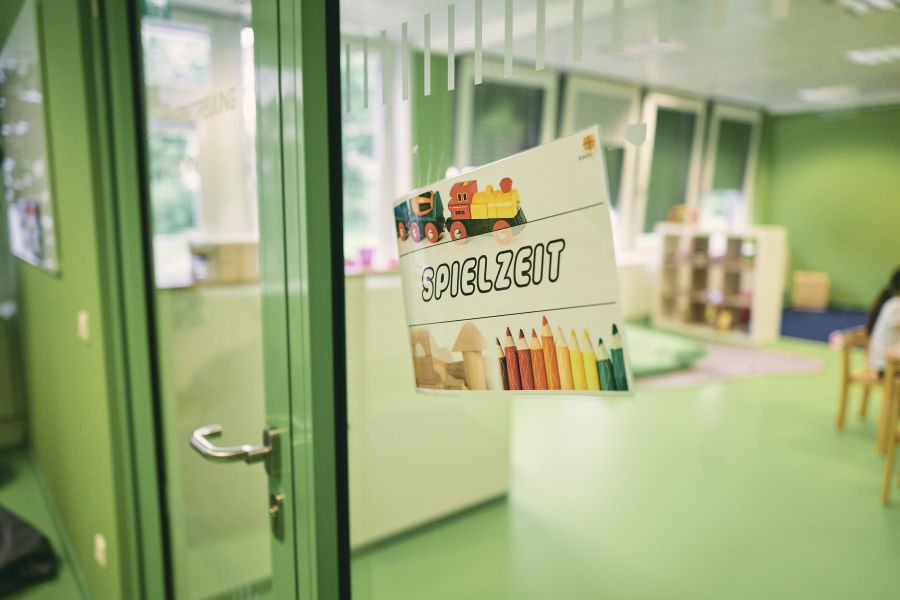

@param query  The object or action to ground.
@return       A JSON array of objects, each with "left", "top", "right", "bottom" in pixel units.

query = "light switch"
[
  {"left": 77, "top": 310, "right": 90, "bottom": 342},
  {"left": 93, "top": 533, "right": 107, "bottom": 568}
]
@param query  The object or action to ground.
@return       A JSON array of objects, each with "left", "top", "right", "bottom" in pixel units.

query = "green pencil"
[
  {"left": 596, "top": 338, "right": 616, "bottom": 391},
  {"left": 610, "top": 324, "right": 629, "bottom": 392}
]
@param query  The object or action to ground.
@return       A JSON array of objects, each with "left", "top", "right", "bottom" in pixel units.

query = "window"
[
  {"left": 455, "top": 57, "right": 558, "bottom": 170},
  {"left": 634, "top": 93, "right": 706, "bottom": 239},
  {"left": 561, "top": 76, "right": 641, "bottom": 244},
  {"left": 699, "top": 104, "right": 761, "bottom": 229}
]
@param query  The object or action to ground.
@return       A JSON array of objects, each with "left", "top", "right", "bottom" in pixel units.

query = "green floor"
[
  {"left": 351, "top": 338, "right": 900, "bottom": 600},
  {"left": 0, "top": 450, "right": 84, "bottom": 599}
]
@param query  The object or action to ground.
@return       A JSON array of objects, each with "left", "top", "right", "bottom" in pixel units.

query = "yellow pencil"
[
  {"left": 581, "top": 330, "right": 600, "bottom": 391},
  {"left": 555, "top": 325, "right": 574, "bottom": 390},
  {"left": 569, "top": 329, "right": 587, "bottom": 390}
]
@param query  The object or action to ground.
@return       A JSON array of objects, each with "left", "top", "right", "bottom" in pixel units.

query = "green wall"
[
  {"left": 755, "top": 105, "right": 900, "bottom": 309},
  {"left": 1, "top": 0, "right": 127, "bottom": 597}
]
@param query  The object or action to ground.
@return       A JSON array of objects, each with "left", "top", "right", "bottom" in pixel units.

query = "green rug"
[{"left": 625, "top": 323, "right": 706, "bottom": 378}]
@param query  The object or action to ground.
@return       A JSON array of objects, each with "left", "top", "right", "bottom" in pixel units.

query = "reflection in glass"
[{"left": 140, "top": 1, "right": 271, "bottom": 598}]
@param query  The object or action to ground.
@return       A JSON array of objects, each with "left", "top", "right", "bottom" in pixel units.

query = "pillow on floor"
[{"left": 625, "top": 323, "right": 706, "bottom": 378}]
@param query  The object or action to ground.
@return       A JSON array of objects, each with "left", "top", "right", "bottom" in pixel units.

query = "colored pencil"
[
  {"left": 568, "top": 329, "right": 587, "bottom": 390},
  {"left": 581, "top": 330, "right": 600, "bottom": 391},
  {"left": 610, "top": 324, "right": 629, "bottom": 392},
  {"left": 541, "top": 316, "right": 561, "bottom": 389},
  {"left": 530, "top": 329, "right": 548, "bottom": 390},
  {"left": 496, "top": 338, "right": 510, "bottom": 391},
  {"left": 555, "top": 325, "right": 574, "bottom": 390},
  {"left": 596, "top": 337, "right": 615, "bottom": 391},
  {"left": 503, "top": 327, "right": 522, "bottom": 391},
  {"left": 517, "top": 329, "right": 535, "bottom": 390}
]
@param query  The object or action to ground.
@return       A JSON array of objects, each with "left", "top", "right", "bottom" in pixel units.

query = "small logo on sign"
[{"left": 582, "top": 134, "right": 597, "bottom": 152}]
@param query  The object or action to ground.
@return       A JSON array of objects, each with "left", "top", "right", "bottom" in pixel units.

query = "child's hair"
[{"left": 866, "top": 268, "right": 900, "bottom": 335}]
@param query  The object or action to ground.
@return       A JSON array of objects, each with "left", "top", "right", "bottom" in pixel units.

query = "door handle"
[{"left": 189, "top": 424, "right": 280, "bottom": 475}]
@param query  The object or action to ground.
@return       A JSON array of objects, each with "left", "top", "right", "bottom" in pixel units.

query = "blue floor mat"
[{"left": 780, "top": 308, "right": 866, "bottom": 343}]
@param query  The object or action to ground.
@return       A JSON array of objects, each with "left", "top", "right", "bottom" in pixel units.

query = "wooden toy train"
[{"left": 395, "top": 177, "right": 527, "bottom": 243}]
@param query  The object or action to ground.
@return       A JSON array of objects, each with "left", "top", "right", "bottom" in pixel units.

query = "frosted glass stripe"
[
  {"left": 573, "top": 0, "right": 583, "bottom": 62},
  {"left": 448, "top": 4, "right": 456, "bottom": 91},
  {"left": 381, "top": 31, "right": 389, "bottom": 106},
  {"left": 612, "top": 0, "right": 624, "bottom": 53},
  {"left": 713, "top": 0, "right": 727, "bottom": 30},
  {"left": 401, "top": 21, "right": 409, "bottom": 100},
  {"left": 504, "top": 0, "right": 513, "bottom": 78},
  {"left": 536, "top": 0, "right": 546, "bottom": 70},
  {"left": 658, "top": 0, "right": 672, "bottom": 43},
  {"left": 424, "top": 13, "right": 431, "bottom": 97},
  {"left": 475, "top": 0, "right": 483, "bottom": 84},
  {"left": 345, "top": 42, "right": 351, "bottom": 112},
  {"left": 363, "top": 37, "right": 369, "bottom": 108}
]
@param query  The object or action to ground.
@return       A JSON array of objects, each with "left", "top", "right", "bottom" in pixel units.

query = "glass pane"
[
  {"left": 643, "top": 107, "right": 697, "bottom": 232},
  {"left": 469, "top": 81, "right": 544, "bottom": 166},
  {"left": 712, "top": 119, "right": 753, "bottom": 192},
  {"left": 140, "top": 1, "right": 271, "bottom": 598},
  {"left": 337, "top": 0, "right": 900, "bottom": 598}
]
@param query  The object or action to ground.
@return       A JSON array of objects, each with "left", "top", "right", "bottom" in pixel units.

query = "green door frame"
[{"left": 88, "top": 0, "right": 348, "bottom": 597}]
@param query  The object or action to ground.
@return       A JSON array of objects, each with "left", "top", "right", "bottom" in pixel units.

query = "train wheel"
[
  {"left": 449, "top": 221, "right": 467, "bottom": 242},
  {"left": 424, "top": 222, "right": 440, "bottom": 243},
  {"left": 410, "top": 222, "right": 422, "bottom": 242},
  {"left": 492, "top": 220, "right": 512, "bottom": 245},
  {"left": 397, "top": 221, "right": 408, "bottom": 241}
]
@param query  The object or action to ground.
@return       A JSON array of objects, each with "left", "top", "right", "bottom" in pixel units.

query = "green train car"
[{"left": 394, "top": 191, "right": 446, "bottom": 243}]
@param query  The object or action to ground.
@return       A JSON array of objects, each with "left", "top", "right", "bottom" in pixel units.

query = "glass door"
[{"left": 133, "top": 0, "right": 345, "bottom": 598}]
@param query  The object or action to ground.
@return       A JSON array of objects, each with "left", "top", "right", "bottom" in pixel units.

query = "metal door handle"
[{"left": 190, "top": 425, "right": 280, "bottom": 474}]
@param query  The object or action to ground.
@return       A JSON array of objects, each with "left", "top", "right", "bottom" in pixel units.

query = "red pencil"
[
  {"left": 503, "top": 327, "right": 522, "bottom": 390},
  {"left": 517, "top": 329, "right": 535, "bottom": 390},
  {"left": 530, "top": 328, "right": 548, "bottom": 390}
]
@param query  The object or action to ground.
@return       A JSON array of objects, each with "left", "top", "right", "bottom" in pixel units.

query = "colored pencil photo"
[
  {"left": 530, "top": 328, "right": 548, "bottom": 390},
  {"left": 541, "top": 316, "right": 561, "bottom": 389},
  {"left": 610, "top": 324, "right": 629, "bottom": 392},
  {"left": 555, "top": 325, "right": 574, "bottom": 390},
  {"left": 517, "top": 329, "right": 535, "bottom": 390},
  {"left": 496, "top": 338, "right": 510, "bottom": 391},
  {"left": 596, "top": 338, "right": 615, "bottom": 391},
  {"left": 504, "top": 328, "right": 522, "bottom": 391},
  {"left": 568, "top": 329, "right": 587, "bottom": 390},
  {"left": 581, "top": 330, "right": 600, "bottom": 391}
]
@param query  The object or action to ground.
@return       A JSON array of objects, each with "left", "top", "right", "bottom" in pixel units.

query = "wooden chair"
[
  {"left": 880, "top": 347, "right": 900, "bottom": 506},
  {"left": 834, "top": 326, "right": 882, "bottom": 431}
]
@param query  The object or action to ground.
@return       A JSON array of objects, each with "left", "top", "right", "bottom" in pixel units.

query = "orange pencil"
[
  {"left": 541, "top": 316, "right": 561, "bottom": 389},
  {"left": 496, "top": 338, "right": 510, "bottom": 391},
  {"left": 556, "top": 325, "right": 574, "bottom": 390},
  {"left": 503, "top": 328, "right": 522, "bottom": 391},
  {"left": 530, "top": 329, "right": 548, "bottom": 390},
  {"left": 517, "top": 329, "right": 535, "bottom": 390}
]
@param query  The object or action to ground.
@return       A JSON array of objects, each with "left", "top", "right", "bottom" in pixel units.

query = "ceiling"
[{"left": 339, "top": 0, "right": 900, "bottom": 113}]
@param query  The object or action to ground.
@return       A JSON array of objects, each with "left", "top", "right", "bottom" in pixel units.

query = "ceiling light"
[
  {"left": 797, "top": 84, "right": 858, "bottom": 103},
  {"left": 846, "top": 45, "right": 900, "bottom": 65}
]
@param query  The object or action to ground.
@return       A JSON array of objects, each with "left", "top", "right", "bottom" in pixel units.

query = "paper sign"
[{"left": 393, "top": 127, "right": 633, "bottom": 396}]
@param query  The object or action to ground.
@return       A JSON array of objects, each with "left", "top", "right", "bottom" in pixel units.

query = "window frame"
[{"left": 454, "top": 56, "right": 559, "bottom": 171}]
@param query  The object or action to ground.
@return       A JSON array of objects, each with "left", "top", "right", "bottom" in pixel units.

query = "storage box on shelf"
[{"left": 653, "top": 224, "right": 788, "bottom": 345}]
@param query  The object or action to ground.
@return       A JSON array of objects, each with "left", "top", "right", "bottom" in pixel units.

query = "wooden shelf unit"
[{"left": 653, "top": 224, "right": 788, "bottom": 345}]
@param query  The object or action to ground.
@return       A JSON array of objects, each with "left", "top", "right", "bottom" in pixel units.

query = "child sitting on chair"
[{"left": 866, "top": 268, "right": 900, "bottom": 371}]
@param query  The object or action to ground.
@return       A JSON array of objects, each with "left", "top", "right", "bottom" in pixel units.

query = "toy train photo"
[{"left": 395, "top": 177, "right": 527, "bottom": 243}]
